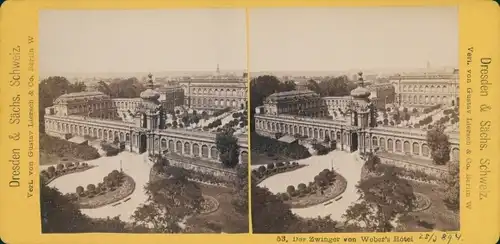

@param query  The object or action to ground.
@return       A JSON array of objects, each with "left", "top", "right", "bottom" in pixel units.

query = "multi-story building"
[
  {"left": 254, "top": 72, "right": 459, "bottom": 176},
  {"left": 44, "top": 73, "right": 249, "bottom": 171},
  {"left": 366, "top": 83, "right": 396, "bottom": 110},
  {"left": 179, "top": 66, "right": 248, "bottom": 110},
  {"left": 157, "top": 85, "right": 185, "bottom": 112},
  {"left": 323, "top": 96, "right": 352, "bottom": 114},
  {"left": 256, "top": 89, "right": 328, "bottom": 118},
  {"left": 46, "top": 91, "right": 117, "bottom": 119},
  {"left": 390, "top": 69, "right": 459, "bottom": 107}
]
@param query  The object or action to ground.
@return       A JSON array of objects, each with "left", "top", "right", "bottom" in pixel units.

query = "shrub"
[
  {"left": 82, "top": 162, "right": 88, "bottom": 167},
  {"left": 74, "top": 162, "right": 80, "bottom": 167},
  {"left": 286, "top": 185, "right": 296, "bottom": 196},
  {"left": 87, "top": 184, "right": 96, "bottom": 193},
  {"left": 281, "top": 193, "right": 290, "bottom": 201},
  {"left": 56, "top": 164, "right": 64, "bottom": 171},
  {"left": 285, "top": 161, "right": 291, "bottom": 167},
  {"left": 267, "top": 163, "right": 275, "bottom": 170},
  {"left": 258, "top": 166, "right": 266, "bottom": 173},
  {"left": 292, "top": 162, "right": 298, "bottom": 166},
  {"left": 298, "top": 183, "right": 307, "bottom": 192},
  {"left": 105, "top": 179, "right": 114, "bottom": 188},
  {"left": 65, "top": 162, "right": 73, "bottom": 169},
  {"left": 312, "top": 143, "right": 330, "bottom": 155},
  {"left": 76, "top": 186, "right": 84, "bottom": 195},
  {"left": 47, "top": 166, "right": 56, "bottom": 174},
  {"left": 276, "top": 162, "right": 284, "bottom": 167}
]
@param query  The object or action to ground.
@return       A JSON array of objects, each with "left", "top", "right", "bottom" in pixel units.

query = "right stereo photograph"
[{"left": 249, "top": 7, "right": 460, "bottom": 233}]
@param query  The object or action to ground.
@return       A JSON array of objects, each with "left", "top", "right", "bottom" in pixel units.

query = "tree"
[
  {"left": 444, "top": 160, "right": 459, "bottom": 212},
  {"left": 100, "top": 77, "right": 145, "bottom": 98},
  {"left": 306, "top": 79, "right": 321, "bottom": 94},
  {"left": 343, "top": 167, "right": 416, "bottom": 232},
  {"left": 215, "top": 130, "right": 240, "bottom": 168},
  {"left": 281, "top": 80, "right": 297, "bottom": 91},
  {"left": 250, "top": 75, "right": 292, "bottom": 132},
  {"left": 76, "top": 186, "right": 84, "bottom": 196},
  {"left": 232, "top": 163, "right": 249, "bottom": 215},
  {"left": 39, "top": 76, "right": 86, "bottom": 132},
  {"left": 426, "top": 123, "right": 451, "bottom": 165},
  {"left": 252, "top": 185, "right": 297, "bottom": 233},
  {"left": 132, "top": 174, "right": 203, "bottom": 233},
  {"left": 365, "top": 153, "right": 381, "bottom": 171},
  {"left": 41, "top": 182, "right": 89, "bottom": 233},
  {"left": 324, "top": 134, "right": 331, "bottom": 143},
  {"left": 252, "top": 184, "right": 341, "bottom": 233}
]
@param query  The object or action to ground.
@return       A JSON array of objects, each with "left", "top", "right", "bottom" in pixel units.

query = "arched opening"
[
  {"left": 139, "top": 134, "right": 147, "bottom": 154},
  {"left": 350, "top": 132, "right": 358, "bottom": 152}
]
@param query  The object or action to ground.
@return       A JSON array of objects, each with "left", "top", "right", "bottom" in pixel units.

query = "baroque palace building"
[
  {"left": 44, "top": 73, "right": 248, "bottom": 165},
  {"left": 390, "top": 69, "right": 459, "bottom": 107},
  {"left": 255, "top": 72, "right": 459, "bottom": 175},
  {"left": 179, "top": 65, "right": 248, "bottom": 110}
]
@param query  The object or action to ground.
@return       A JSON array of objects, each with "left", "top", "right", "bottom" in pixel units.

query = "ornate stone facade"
[
  {"left": 255, "top": 72, "right": 459, "bottom": 167},
  {"left": 44, "top": 74, "right": 248, "bottom": 167},
  {"left": 390, "top": 69, "right": 459, "bottom": 107},
  {"left": 179, "top": 67, "right": 248, "bottom": 110},
  {"left": 257, "top": 90, "right": 328, "bottom": 117},
  {"left": 46, "top": 91, "right": 117, "bottom": 119}
]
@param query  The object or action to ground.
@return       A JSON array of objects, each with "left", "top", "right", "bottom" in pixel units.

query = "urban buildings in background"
[
  {"left": 250, "top": 7, "right": 459, "bottom": 234},
  {"left": 39, "top": 9, "right": 249, "bottom": 234}
]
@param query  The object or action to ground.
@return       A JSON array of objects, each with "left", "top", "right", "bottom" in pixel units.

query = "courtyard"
[
  {"left": 44, "top": 151, "right": 152, "bottom": 222},
  {"left": 254, "top": 150, "right": 364, "bottom": 221}
]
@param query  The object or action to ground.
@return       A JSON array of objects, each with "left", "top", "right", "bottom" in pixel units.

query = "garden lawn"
[
  {"left": 398, "top": 181, "right": 459, "bottom": 232},
  {"left": 250, "top": 152, "right": 294, "bottom": 166},
  {"left": 186, "top": 184, "right": 248, "bottom": 233}
]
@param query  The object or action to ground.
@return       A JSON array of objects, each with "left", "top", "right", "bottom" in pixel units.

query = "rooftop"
[{"left": 54, "top": 91, "right": 110, "bottom": 104}]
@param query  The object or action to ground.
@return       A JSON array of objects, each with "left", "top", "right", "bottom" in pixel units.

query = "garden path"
[
  {"left": 46, "top": 152, "right": 152, "bottom": 222},
  {"left": 257, "top": 150, "right": 364, "bottom": 221}
]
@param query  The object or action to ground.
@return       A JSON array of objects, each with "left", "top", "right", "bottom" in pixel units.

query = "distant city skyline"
[
  {"left": 249, "top": 7, "right": 458, "bottom": 72},
  {"left": 39, "top": 9, "right": 247, "bottom": 77}
]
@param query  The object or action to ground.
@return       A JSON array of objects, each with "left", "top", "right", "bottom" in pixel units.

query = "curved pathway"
[
  {"left": 257, "top": 150, "right": 364, "bottom": 221},
  {"left": 46, "top": 151, "right": 152, "bottom": 222}
]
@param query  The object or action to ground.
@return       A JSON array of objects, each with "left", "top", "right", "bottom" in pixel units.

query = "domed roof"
[
  {"left": 350, "top": 86, "right": 371, "bottom": 99},
  {"left": 140, "top": 89, "right": 160, "bottom": 100},
  {"left": 140, "top": 73, "right": 161, "bottom": 100},
  {"left": 351, "top": 71, "right": 371, "bottom": 99}
]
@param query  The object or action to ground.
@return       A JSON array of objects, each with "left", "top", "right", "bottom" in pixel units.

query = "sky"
[
  {"left": 39, "top": 9, "right": 247, "bottom": 76},
  {"left": 249, "top": 7, "right": 458, "bottom": 73}
]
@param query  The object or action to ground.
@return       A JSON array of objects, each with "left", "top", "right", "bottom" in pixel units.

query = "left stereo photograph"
[{"left": 39, "top": 9, "right": 249, "bottom": 234}]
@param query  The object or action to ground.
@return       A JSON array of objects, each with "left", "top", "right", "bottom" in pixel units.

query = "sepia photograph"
[
  {"left": 38, "top": 9, "right": 249, "bottom": 234},
  {"left": 249, "top": 7, "right": 460, "bottom": 233}
]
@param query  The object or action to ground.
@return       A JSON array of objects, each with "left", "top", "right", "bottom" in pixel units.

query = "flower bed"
[
  {"left": 251, "top": 132, "right": 311, "bottom": 160},
  {"left": 41, "top": 162, "right": 95, "bottom": 185},
  {"left": 200, "top": 195, "right": 220, "bottom": 214},
  {"left": 412, "top": 192, "right": 432, "bottom": 212},
  {"left": 40, "top": 133, "right": 100, "bottom": 160},
  {"left": 71, "top": 171, "right": 136, "bottom": 209},
  {"left": 252, "top": 162, "right": 306, "bottom": 185},
  {"left": 150, "top": 164, "right": 231, "bottom": 188},
  {"left": 361, "top": 162, "right": 441, "bottom": 185},
  {"left": 282, "top": 173, "right": 347, "bottom": 209}
]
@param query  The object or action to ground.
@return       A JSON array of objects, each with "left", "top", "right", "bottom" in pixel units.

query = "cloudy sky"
[
  {"left": 249, "top": 7, "right": 458, "bottom": 72},
  {"left": 40, "top": 9, "right": 247, "bottom": 76}
]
